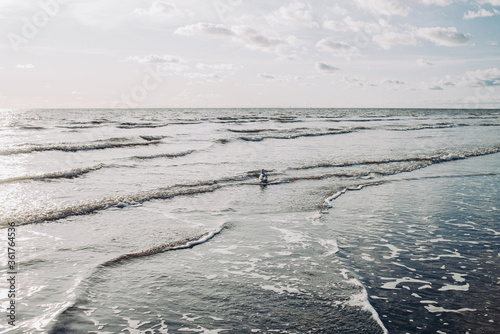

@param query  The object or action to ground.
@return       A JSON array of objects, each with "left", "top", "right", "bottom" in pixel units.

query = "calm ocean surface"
[{"left": 0, "top": 108, "right": 499, "bottom": 334}]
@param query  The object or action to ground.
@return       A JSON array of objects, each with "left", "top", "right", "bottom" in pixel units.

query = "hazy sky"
[{"left": 0, "top": 0, "right": 499, "bottom": 108}]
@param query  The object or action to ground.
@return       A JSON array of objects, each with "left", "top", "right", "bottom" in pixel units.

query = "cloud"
[
  {"left": 258, "top": 73, "right": 276, "bottom": 79},
  {"left": 459, "top": 67, "right": 500, "bottom": 87},
  {"left": 16, "top": 64, "right": 34, "bottom": 69},
  {"left": 134, "top": 1, "right": 190, "bottom": 17},
  {"left": 464, "top": 8, "right": 499, "bottom": 19},
  {"left": 183, "top": 73, "right": 221, "bottom": 80},
  {"left": 196, "top": 63, "right": 239, "bottom": 71},
  {"left": 373, "top": 31, "right": 417, "bottom": 49},
  {"left": 424, "top": 67, "right": 500, "bottom": 90},
  {"left": 127, "top": 55, "right": 181, "bottom": 64},
  {"left": 415, "top": 0, "right": 454, "bottom": 6},
  {"left": 175, "top": 23, "right": 296, "bottom": 57},
  {"left": 417, "top": 27, "right": 470, "bottom": 46},
  {"left": 267, "top": 1, "right": 317, "bottom": 27},
  {"left": 174, "top": 22, "right": 235, "bottom": 37},
  {"left": 382, "top": 79, "right": 406, "bottom": 85},
  {"left": 126, "top": 55, "right": 188, "bottom": 72},
  {"left": 323, "top": 16, "right": 386, "bottom": 34},
  {"left": 315, "top": 62, "right": 340, "bottom": 73},
  {"left": 316, "top": 38, "right": 358, "bottom": 55},
  {"left": 479, "top": 0, "right": 500, "bottom": 5},
  {"left": 354, "top": 0, "right": 411, "bottom": 16},
  {"left": 257, "top": 73, "right": 296, "bottom": 82},
  {"left": 341, "top": 76, "right": 376, "bottom": 88},
  {"left": 232, "top": 26, "right": 287, "bottom": 49},
  {"left": 322, "top": 19, "right": 346, "bottom": 32},
  {"left": 417, "top": 58, "right": 434, "bottom": 66}
]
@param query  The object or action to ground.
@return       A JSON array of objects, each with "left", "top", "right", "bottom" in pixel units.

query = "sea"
[{"left": 0, "top": 108, "right": 499, "bottom": 334}]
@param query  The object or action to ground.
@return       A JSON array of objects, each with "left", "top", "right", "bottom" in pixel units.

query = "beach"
[{"left": 0, "top": 108, "right": 499, "bottom": 333}]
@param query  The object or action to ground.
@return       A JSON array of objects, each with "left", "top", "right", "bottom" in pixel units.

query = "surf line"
[
  {"left": 323, "top": 181, "right": 385, "bottom": 211},
  {"left": 100, "top": 228, "right": 224, "bottom": 267}
]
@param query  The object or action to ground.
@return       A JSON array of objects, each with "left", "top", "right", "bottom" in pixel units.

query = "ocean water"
[{"left": 0, "top": 108, "right": 499, "bottom": 334}]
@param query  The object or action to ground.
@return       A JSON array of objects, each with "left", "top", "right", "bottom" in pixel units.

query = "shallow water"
[{"left": 0, "top": 108, "right": 499, "bottom": 333}]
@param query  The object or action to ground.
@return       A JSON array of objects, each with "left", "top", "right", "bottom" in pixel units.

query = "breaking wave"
[
  {"left": 1, "top": 185, "right": 220, "bottom": 227},
  {"left": 100, "top": 228, "right": 224, "bottom": 267},
  {"left": 0, "top": 138, "right": 162, "bottom": 155},
  {"left": 292, "top": 146, "right": 500, "bottom": 171},
  {"left": 117, "top": 122, "right": 168, "bottom": 129},
  {"left": 132, "top": 150, "right": 195, "bottom": 160},
  {"left": 240, "top": 129, "right": 352, "bottom": 141},
  {"left": 0, "top": 164, "right": 105, "bottom": 184}
]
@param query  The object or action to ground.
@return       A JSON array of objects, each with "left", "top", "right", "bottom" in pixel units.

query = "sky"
[{"left": 0, "top": 0, "right": 499, "bottom": 109}]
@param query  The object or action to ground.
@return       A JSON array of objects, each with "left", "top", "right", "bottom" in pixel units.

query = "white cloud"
[
  {"left": 354, "top": 0, "right": 411, "bottom": 16},
  {"left": 323, "top": 16, "right": 386, "bottom": 34},
  {"left": 175, "top": 23, "right": 297, "bottom": 57},
  {"left": 373, "top": 31, "right": 417, "bottom": 49},
  {"left": 183, "top": 73, "right": 221, "bottom": 80},
  {"left": 315, "top": 62, "right": 340, "bottom": 74},
  {"left": 196, "top": 63, "right": 239, "bottom": 71},
  {"left": 417, "top": 27, "right": 470, "bottom": 46},
  {"left": 316, "top": 38, "right": 358, "bottom": 55},
  {"left": 382, "top": 79, "right": 406, "bottom": 85},
  {"left": 134, "top": 1, "right": 190, "bottom": 17},
  {"left": 232, "top": 26, "right": 287, "bottom": 50},
  {"left": 174, "top": 22, "right": 235, "bottom": 37},
  {"left": 479, "top": 0, "right": 500, "bottom": 5},
  {"left": 427, "top": 85, "right": 444, "bottom": 90},
  {"left": 458, "top": 67, "right": 500, "bottom": 87},
  {"left": 16, "top": 64, "right": 34, "bottom": 69},
  {"left": 127, "top": 55, "right": 181, "bottom": 64},
  {"left": 322, "top": 19, "right": 346, "bottom": 31},
  {"left": 464, "top": 8, "right": 499, "bottom": 19},
  {"left": 341, "top": 76, "right": 376, "bottom": 88},
  {"left": 267, "top": 1, "right": 317, "bottom": 27},
  {"left": 423, "top": 67, "right": 500, "bottom": 90},
  {"left": 415, "top": 0, "right": 454, "bottom": 6},
  {"left": 417, "top": 58, "right": 434, "bottom": 66},
  {"left": 257, "top": 73, "right": 296, "bottom": 82},
  {"left": 126, "top": 55, "right": 188, "bottom": 73},
  {"left": 258, "top": 73, "right": 276, "bottom": 79}
]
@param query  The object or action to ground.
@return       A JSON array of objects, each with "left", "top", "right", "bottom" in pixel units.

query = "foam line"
[
  {"left": 3, "top": 185, "right": 221, "bottom": 226},
  {"left": 0, "top": 164, "right": 105, "bottom": 184},
  {"left": 0, "top": 139, "right": 161, "bottom": 155},
  {"left": 132, "top": 150, "right": 195, "bottom": 160},
  {"left": 100, "top": 228, "right": 224, "bottom": 267}
]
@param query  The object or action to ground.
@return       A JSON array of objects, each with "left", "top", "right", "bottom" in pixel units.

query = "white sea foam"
[
  {"left": 345, "top": 278, "right": 389, "bottom": 334},
  {"left": 438, "top": 283, "right": 470, "bottom": 291},
  {"left": 380, "top": 277, "right": 432, "bottom": 290},
  {"left": 424, "top": 305, "right": 476, "bottom": 314}
]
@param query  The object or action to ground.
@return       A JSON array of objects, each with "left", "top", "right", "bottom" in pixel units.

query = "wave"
[
  {"left": 388, "top": 123, "right": 463, "bottom": 131},
  {"left": 292, "top": 146, "right": 500, "bottom": 171},
  {"left": 0, "top": 138, "right": 162, "bottom": 156},
  {"left": 139, "top": 135, "right": 168, "bottom": 141},
  {"left": 45, "top": 226, "right": 226, "bottom": 333},
  {"left": 326, "top": 118, "right": 399, "bottom": 123},
  {"left": 117, "top": 122, "right": 168, "bottom": 129},
  {"left": 20, "top": 126, "right": 46, "bottom": 130},
  {"left": 4, "top": 146, "right": 498, "bottom": 227},
  {"left": 100, "top": 228, "right": 224, "bottom": 267},
  {"left": 216, "top": 116, "right": 270, "bottom": 124},
  {"left": 132, "top": 150, "right": 195, "bottom": 160},
  {"left": 228, "top": 129, "right": 277, "bottom": 133},
  {"left": 240, "top": 129, "right": 352, "bottom": 141},
  {"left": 2, "top": 184, "right": 221, "bottom": 227},
  {"left": 0, "top": 164, "right": 105, "bottom": 184}
]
